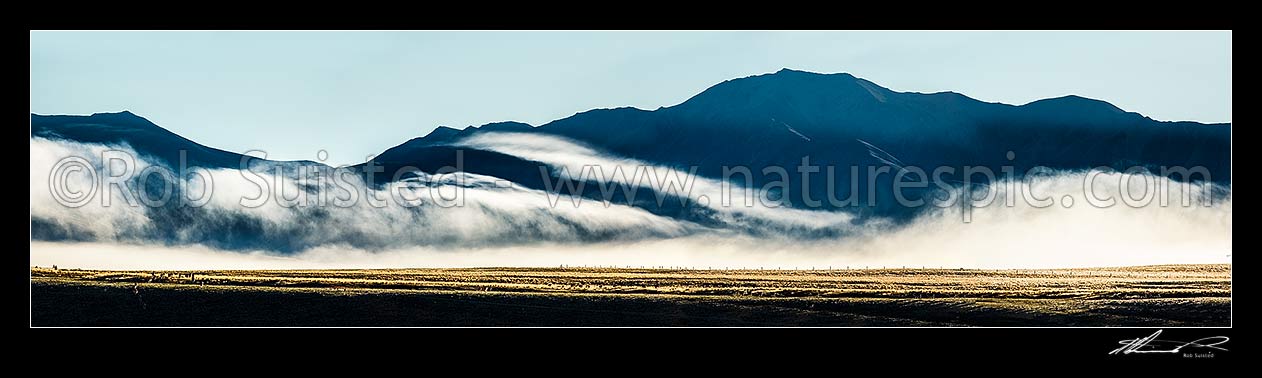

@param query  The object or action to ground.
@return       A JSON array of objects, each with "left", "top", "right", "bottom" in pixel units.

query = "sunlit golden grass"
[
  {"left": 31, "top": 265, "right": 1230, "bottom": 298},
  {"left": 30, "top": 265, "right": 1230, "bottom": 326}
]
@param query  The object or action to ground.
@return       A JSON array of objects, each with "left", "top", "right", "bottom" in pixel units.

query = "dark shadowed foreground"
[{"left": 30, "top": 265, "right": 1230, "bottom": 327}]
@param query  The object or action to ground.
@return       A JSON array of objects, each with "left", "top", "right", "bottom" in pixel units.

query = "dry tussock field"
[{"left": 30, "top": 265, "right": 1230, "bottom": 326}]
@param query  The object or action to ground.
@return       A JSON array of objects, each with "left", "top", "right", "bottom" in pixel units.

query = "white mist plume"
[
  {"left": 458, "top": 132, "right": 859, "bottom": 230},
  {"left": 30, "top": 137, "right": 695, "bottom": 251},
  {"left": 30, "top": 135, "right": 1231, "bottom": 269}
]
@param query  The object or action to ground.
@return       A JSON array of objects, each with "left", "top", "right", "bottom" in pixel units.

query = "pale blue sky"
[{"left": 30, "top": 31, "right": 1231, "bottom": 165}]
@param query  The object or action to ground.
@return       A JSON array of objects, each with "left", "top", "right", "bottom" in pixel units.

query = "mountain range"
[{"left": 32, "top": 69, "right": 1231, "bottom": 221}]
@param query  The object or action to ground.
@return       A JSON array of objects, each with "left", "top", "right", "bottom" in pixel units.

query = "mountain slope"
[
  {"left": 32, "top": 69, "right": 1231, "bottom": 221},
  {"left": 373, "top": 69, "right": 1229, "bottom": 218},
  {"left": 31, "top": 111, "right": 321, "bottom": 170}
]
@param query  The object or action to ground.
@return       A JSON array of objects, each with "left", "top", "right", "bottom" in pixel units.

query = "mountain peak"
[
  {"left": 701, "top": 69, "right": 860, "bottom": 86},
  {"left": 422, "top": 125, "right": 461, "bottom": 138},
  {"left": 476, "top": 121, "right": 533, "bottom": 132},
  {"left": 396, "top": 121, "right": 534, "bottom": 149},
  {"left": 1022, "top": 95, "right": 1126, "bottom": 114},
  {"left": 89, "top": 110, "right": 141, "bottom": 118},
  {"left": 670, "top": 69, "right": 888, "bottom": 118},
  {"left": 771, "top": 68, "right": 854, "bottom": 78},
  {"left": 30, "top": 110, "right": 159, "bottom": 129},
  {"left": 772, "top": 67, "right": 819, "bottom": 75},
  {"left": 713, "top": 69, "right": 873, "bottom": 95},
  {"left": 84, "top": 110, "right": 158, "bottom": 125}
]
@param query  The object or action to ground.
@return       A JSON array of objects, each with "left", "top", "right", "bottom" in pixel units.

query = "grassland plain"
[{"left": 30, "top": 264, "right": 1230, "bottom": 326}]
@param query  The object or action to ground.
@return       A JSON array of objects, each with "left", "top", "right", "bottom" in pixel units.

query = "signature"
[{"left": 1110, "top": 330, "right": 1229, "bottom": 355}]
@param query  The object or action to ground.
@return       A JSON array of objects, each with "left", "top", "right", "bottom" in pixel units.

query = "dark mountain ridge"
[{"left": 33, "top": 69, "right": 1231, "bottom": 222}]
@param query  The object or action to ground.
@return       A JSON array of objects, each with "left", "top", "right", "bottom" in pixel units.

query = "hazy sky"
[{"left": 30, "top": 31, "right": 1231, "bottom": 165}]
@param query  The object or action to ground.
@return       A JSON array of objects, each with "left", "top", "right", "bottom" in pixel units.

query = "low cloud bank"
[{"left": 30, "top": 135, "right": 1231, "bottom": 269}]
